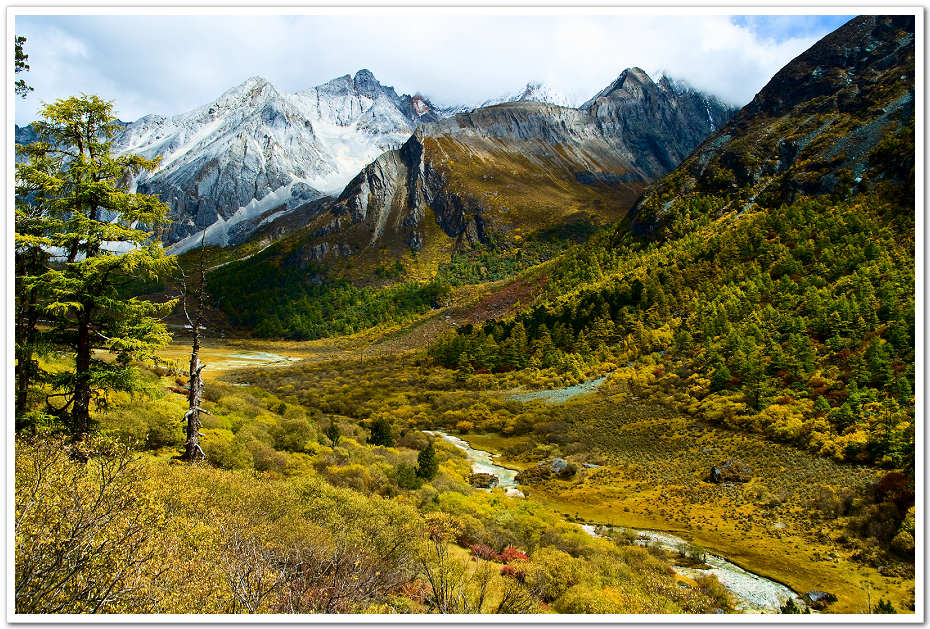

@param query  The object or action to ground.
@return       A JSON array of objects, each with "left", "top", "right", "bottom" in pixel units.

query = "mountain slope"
[
  {"left": 273, "top": 68, "right": 736, "bottom": 269},
  {"left": 632, "top": 15, "right": 915, "bottom": 237},
  {"left": 432, "top": 15, "right": 915, "bottom": 470},
  {"left": 113, "top": 70, "right": 456, "bottom": 247},
  {"left": 584, "top": 70, "right": 736, "bottom": 178}
]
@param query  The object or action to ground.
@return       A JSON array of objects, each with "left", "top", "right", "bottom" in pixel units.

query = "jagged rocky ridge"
[
  {"left": 16, "top": 67, "right": 735, "bottom": 256},
  {"left": 287, "top": 68, "right": 736, "bottom": 264},
  {"left": 112, "top": 70, "right": 454, "bottom": 248},
  {"left": 110, "top": 72, "right": 600, "bottom": 252},
  {"left": 632, "top": 15, "right": 915, "bottom": 237}
]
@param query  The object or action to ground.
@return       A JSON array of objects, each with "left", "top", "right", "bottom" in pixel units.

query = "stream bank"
[{"left": 429, "top": 428, "right": 801, "bottom": 614}]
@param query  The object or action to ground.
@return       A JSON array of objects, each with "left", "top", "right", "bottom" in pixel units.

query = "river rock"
[
  {"left": 468, "top": 472, "right": 499, "bottom": 488},
  {"left": 801, "top": 590, "right": 837, "bottom": 610},
  {"left": 549, "top": 457, "right": 569, "bottom": 474},
  {"left": 516, "top": 458, "right": 577, "bottom": 484},
  {"left": 709, "top": 459, "right": 753, "bottom": 483}
]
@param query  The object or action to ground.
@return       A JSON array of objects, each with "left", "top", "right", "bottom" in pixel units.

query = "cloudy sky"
[{"left": 14, "top": 12, "right": 853, "bottom": 125}]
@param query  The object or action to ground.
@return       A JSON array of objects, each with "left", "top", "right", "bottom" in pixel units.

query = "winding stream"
[
  {"left": 425, "top": 431, "right": 523, "bottom": 497},
  {"left": 579, "top": 525, "right": 797, "bottom": 613},
  {"left": 429, "top": 429, "right": 800, "bottom": 614},
  {"left": 506, "top": 374, "right": 610, "bottom": 404}
]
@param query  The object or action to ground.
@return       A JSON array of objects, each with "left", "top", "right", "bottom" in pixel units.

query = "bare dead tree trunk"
[{"left": 181, "top": 234, "right": 208, "bottom": 462}]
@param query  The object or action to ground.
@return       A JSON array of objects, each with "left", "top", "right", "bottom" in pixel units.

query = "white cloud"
[{"left": 14, "top": 13, "right": 841, "bottom": 125}]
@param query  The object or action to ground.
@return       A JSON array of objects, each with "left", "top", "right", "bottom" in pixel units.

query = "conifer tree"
[
  {"left": 15, "top": 35, "right": 32, "bottom": 98},
  {"left": 326, "top": 420, "right": 341, "bottom": 447},
  {"left": 416, "top": 441, "right": 439, "bottom": 480},
  {"left": 368, "top": 417, "right": 394, "bottom": 447},
  {"left": 15, "top": 95, "right": 176, "bottom": 436}
]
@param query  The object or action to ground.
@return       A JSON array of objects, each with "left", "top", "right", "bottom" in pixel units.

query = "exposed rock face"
[
  {"left": 295, "top": 70, "right": 736, "bottom": 263},
  {"left": 633, "top": 15, "right": 915, "bottom": 237},
  {"left": 110, "top": 70, "right": 458, "bottom": 250},
  {"left": 582, "top": 68, "right": 735, "bottom": 178}
]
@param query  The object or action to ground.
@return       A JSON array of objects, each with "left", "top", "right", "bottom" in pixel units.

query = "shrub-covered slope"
[{"left": 429, "top": 15, "right": 916, "bottom": 467}]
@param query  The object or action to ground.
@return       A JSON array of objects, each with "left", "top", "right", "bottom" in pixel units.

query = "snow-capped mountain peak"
[
  {"left": 482, "top": 81, "right": 574, "bottom": 108},
  {"left": 115, "top": 70, "right": 465, "bottom": 251}
]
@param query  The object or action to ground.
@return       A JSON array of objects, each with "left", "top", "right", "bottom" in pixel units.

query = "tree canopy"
[{"left": 15, "top": 95, "right": 176, "bottom": 435}]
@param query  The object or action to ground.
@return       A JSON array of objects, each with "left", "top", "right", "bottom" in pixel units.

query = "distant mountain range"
[
  {"left": 303, "top": 67, "right": 735, "bottom": 267},
  {"left": 16, "top": 67, "right": 736, "bottom": 255},
  {"left": 481, "top": 81, "right": 575, "bottom": 108},
  {"left": 111, "top": 70, "right": 454, "bottom": 245}
]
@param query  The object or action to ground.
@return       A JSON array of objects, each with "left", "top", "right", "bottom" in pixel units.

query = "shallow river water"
[
  {"left": 579, "top": 524, "right": 798, "bottom": 613},
  {"left": 429, "top": 429, "right": 800, "bottom": 613},
  {"left": 213, "top": 350, "right": 301, "bottom": 370},
  {"left": 506, "top": 374, "right": 610, "bottom": 404},
  {"left": 425, "top": 431, "right": 523, "bottom": 496}
]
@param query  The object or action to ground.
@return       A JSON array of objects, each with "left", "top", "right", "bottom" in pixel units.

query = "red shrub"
[
  {"left": 499, "top": 546, "right": 529, "bottom": 562},
  {"left": 500, "top": 564, "right": 525, "bottom": 581},
  {"left": 469, "top": 543, "right": 500, "bottom": 561}
]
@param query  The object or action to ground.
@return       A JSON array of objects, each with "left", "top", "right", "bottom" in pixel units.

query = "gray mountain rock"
[
  {"left": 583, "top": 67, "right": 736, "bottom": 176},
  {"left": 293, "top": 69, "right": 737, "bottom": 261},
  {"left": 110, "top": 70, "right": 460, "bottom": 251}
]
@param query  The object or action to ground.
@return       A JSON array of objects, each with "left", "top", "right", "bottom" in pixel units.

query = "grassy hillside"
[{"left": 16, "top": 358, "right": 734, "bottom": 614}]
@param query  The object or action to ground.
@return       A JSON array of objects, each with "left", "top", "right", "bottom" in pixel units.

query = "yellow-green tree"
[{"left": 15, "top": 95, "right": 176, "bottom": 436}]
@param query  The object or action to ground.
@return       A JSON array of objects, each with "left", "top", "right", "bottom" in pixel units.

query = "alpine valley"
[{"left": 13, "top": 15, "right": 916, "bottom": 617}]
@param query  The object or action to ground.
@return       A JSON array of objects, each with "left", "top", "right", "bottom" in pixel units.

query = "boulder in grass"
[
  {"left": 549, "top": 457, "right": 570, "bottom": 474},
  {"left": 546, "top": 457, "right": 578, "bottom": 478},
  {"left": 801, "top": 591, "right": 837, "bottom": 610},
  {"left": 515, "top": 458, "right": 578, "bottom": 484},
  {"left": 709, "top": 459, "right": 753, "bottom": 483}
]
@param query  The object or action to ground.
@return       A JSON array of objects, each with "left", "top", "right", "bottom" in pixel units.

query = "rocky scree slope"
[
  {"left": 281, "top": 68, "right": 736, "bottom": 268},
  {"left": 631, "top": 15, "right": 915, "bottom": 238}
]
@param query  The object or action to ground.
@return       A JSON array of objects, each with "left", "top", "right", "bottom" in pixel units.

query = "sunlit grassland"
[
  {"left": 235, "top": 346, "right": 913, "bottom": 613},
  {"left": 501, "top": 387, "right": 912, "bottom": 613}
]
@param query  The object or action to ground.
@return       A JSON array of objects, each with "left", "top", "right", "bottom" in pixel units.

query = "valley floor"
[{"left": 170, "top": 328, "right": 913, "bottom": 615}]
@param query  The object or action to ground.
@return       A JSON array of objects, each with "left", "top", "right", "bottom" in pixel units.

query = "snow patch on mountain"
[
  {"left": 482, "top": 81, "right": 575, "bottom": 108},
  {"left": 166, "top": 179, "right": 313, "bottom": 255},
  {"left": 113, "top": 70, "right": 464, "bottom": 246}
]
